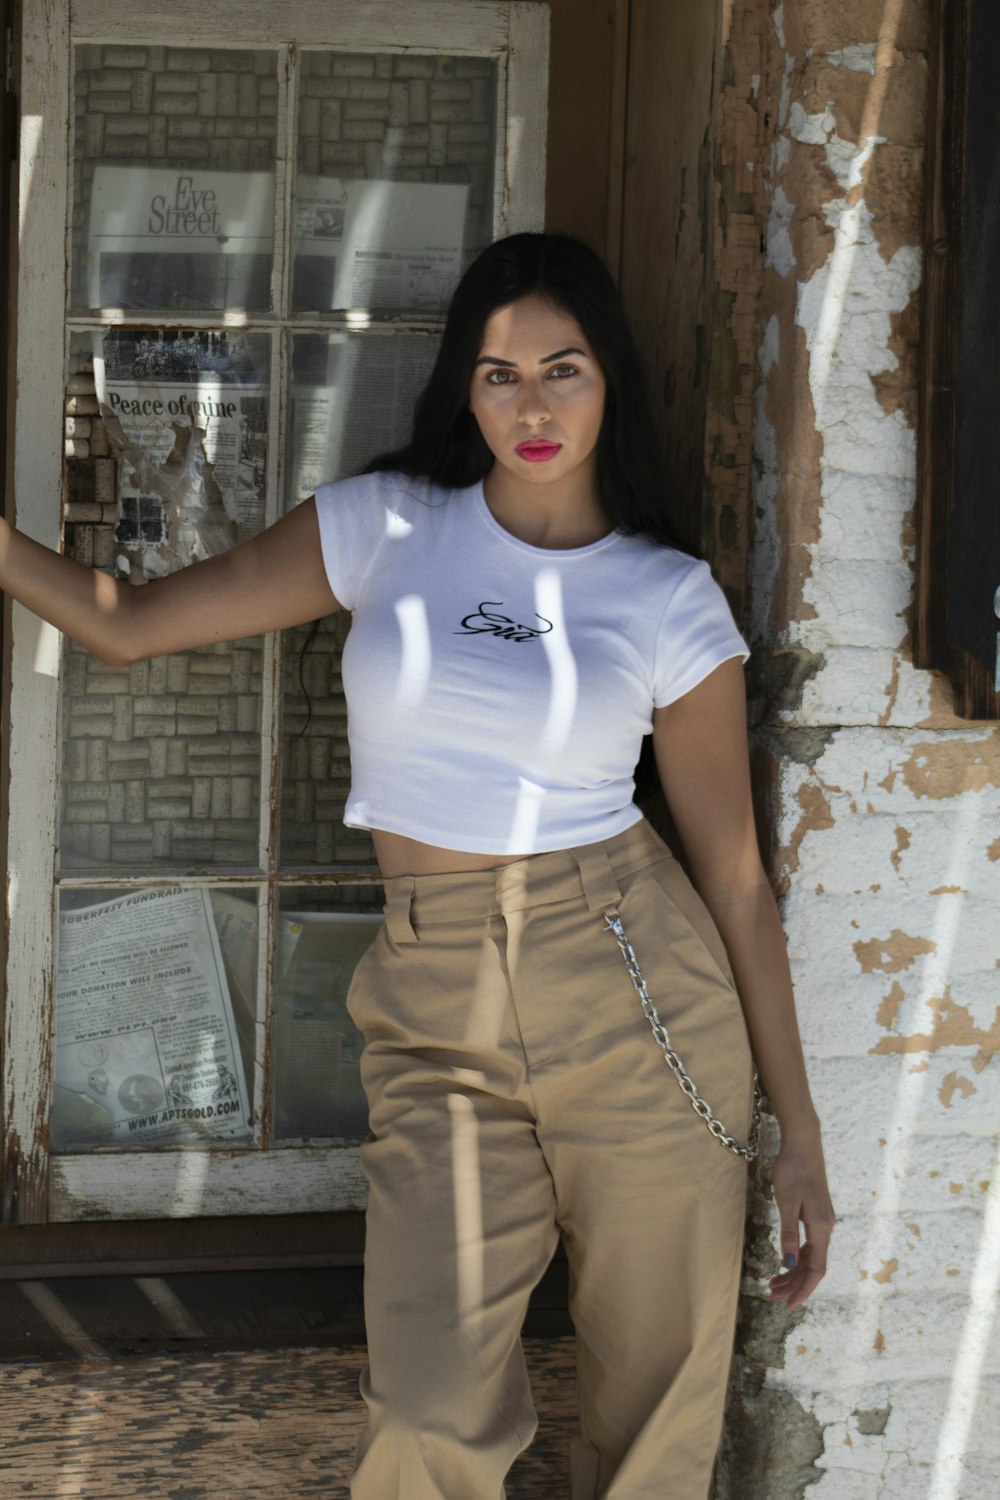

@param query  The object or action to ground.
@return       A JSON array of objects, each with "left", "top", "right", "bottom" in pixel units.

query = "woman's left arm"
[{"left": 652, "top": 657, "right": 835, "bottom": 1309}]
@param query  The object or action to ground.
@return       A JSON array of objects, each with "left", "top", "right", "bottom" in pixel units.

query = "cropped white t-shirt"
[{"left": 313, "top": 471, "right": 749, "bottom": 854}]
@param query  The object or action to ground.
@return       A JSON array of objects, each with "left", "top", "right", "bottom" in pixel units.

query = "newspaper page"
[
  {"left": 94, "top": 327, "right": 270, "bottom": 577},
  {"left": 52, "top": 886, "right": 253, "bottom": 1151},
  {"left": 86, "top": 165, "right": 275, "bottom": 313},
  {"left": 294, "top": 176, "right": 469, "bottom": 312},
  {"left": 287, "top": 333, "right": 439, "bottom": 502},
  {"left": 272, "top": 911, "right": 381, "bottom": 1140}
]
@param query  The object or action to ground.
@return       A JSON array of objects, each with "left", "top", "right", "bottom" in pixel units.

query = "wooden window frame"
[{"left": 915, "top": 0, "right": 1000, "bottom": 717}]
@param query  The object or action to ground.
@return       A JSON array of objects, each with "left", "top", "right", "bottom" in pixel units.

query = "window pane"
[
  {"left": 52, "top": 885, "right": 259, "bottom": 1152},
  {"left": 279, "top": 615, "right": 373, "bottom": 868},
  {"left": 272, "top": 885, "right": 382, "bottom": 1141},
  {"left": 286, "top": 331, "right": 438, "bottom": 502},
  {"left": 60, "top": 331, "right": 268, "bottom": 873},
  {"left": 71, "top": 46, "right": 278, "bottom": 313},
  {"left": 293, "top": 52, "right": 497, "bottom": 313}
]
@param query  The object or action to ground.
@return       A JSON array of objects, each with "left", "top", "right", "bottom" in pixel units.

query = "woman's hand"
[{"left": 767, "top": 1127, "right": 836, "bottom": 1309}]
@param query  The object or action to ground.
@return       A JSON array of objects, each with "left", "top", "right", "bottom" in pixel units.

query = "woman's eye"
[
  {"left": 548, "top": 364, "right": 578, "bottom": 379},
  {"left": 486, "top": 369, "right": 516, "bottom": 385}
]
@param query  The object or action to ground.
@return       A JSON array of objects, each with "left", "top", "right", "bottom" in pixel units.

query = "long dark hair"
[{"left": 365, "top": 232, "right": 688, "bottom": 551}]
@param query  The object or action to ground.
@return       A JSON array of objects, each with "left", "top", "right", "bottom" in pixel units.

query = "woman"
[{"left": 0, "top": 233, "right": 833, "bottom": 1498}]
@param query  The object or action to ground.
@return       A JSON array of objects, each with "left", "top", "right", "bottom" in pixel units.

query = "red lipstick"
[{"left": 515, "top": 440, "right": 562, "bottom": 462}]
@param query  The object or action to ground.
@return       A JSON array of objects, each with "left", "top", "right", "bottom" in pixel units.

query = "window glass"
[
  {"left": 293, "top": 52, "right": 497, "bottom": 312},
  {"left": 52, "top": 885, "right": 259, "bottom": 1152},
  {"left": 272, "top": 885, "right": 382, "bottom": 1141},
  {"left": 285, "top": 331, "right": 438, "bottom": 505},
  {"left": 60, "top": 331, "right": 269, "bottom": 873},
  {"left": 71, "top": 46, "right": 278, "bottom": 313}
]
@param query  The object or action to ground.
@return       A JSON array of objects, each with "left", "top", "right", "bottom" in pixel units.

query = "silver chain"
[{"left": 605, "top": 909, "right": 761, "bottom": 1160}]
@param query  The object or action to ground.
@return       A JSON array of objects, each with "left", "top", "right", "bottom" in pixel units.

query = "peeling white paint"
[
  {"left": 746, "top": 17, "right": 1000, "bottom": 1500},
  {"left": 763, "top": 184, "right": 796, "bottom": 276},
  {"left": 826, "top": 44, "right": 879, "bottom": 74}
]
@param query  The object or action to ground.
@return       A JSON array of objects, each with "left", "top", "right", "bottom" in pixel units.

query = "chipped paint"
[
  {"left": 853, "top": 930, "right": 936, "bottom": 974},
  {"left": 730, "top": 3, "right": 1000, "bottom": 1496},
  {"left": 870, "top": 988, "right": 1000, "bottom": 1072},
  {"left": 938, "top": 1072, "right": 977, "bottom": 1108}
]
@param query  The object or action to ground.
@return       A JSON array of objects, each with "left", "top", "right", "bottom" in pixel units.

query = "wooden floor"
[
  {"left": 0, "top": 1343, "right": 576, "bottom": 1498},
  {"left": 0, "top": 1269, "right": 578, "bottom": 1497}
]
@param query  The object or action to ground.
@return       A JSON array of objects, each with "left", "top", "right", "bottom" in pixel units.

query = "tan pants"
[{"left": 347, "top": 820, "right": 754, "bottom": 1500}]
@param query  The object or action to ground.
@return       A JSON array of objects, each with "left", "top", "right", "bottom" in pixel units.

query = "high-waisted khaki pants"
[{"left": 347, "top": 819, "right": 754, "bottom": 1500}]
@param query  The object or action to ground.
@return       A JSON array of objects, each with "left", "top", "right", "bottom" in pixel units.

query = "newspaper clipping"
[
  {"left": 52, "top": 886, "right": 253, "bottom": 1151},
  {"left": 288, "top": 332, "right": 439, "bottom": 502},
  {"left": 94, "top": 327, "right": 270, "bottom": 578},
  {"left": 294, "top": 176, "right": 469, "bottom": 312},
  {"left": 85, "top": 165, "right": 275, "bottom": 313}
]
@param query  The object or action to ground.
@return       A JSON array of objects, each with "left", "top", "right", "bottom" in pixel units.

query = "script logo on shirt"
[{"left": 455, "top": 602, "right": 554, "bottom": 644}]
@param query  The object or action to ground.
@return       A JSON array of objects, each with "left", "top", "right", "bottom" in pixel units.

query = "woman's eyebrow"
[{"left": 474, "top": 347, "right": 589, "bottom": 369}]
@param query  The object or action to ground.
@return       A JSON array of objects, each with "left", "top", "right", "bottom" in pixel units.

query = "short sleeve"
[
  {"left": 651, "top": 558, "right": 750, "bottom": 708},
  {"left": 312, "top": 472, "right": 388, "bottom": 610}
]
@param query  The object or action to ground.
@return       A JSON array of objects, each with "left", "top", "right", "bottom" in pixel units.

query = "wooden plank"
[
  {"left": 543, "top": 0, "right": 620, "bottom": 253},
  {"left": 49, "top": 1144, "right": 368, "bottom": 1220},
  {"left": 0, "top": 1340, "right": 577, "bottom": 1496},
  {"left": 71, "top": 0, "right": 513, "bottom": 51},
  {"left": 0, "top": 1209, "right": 367, "bottom": 1275},
  {"left": 914, "top": 0, "right": 1000, "bottom": 717},
  {"left": 503, "top": 3, "right": 549, "bottom": 233},
  {"left": 3, "top": 0, "right": 72, "bottom": 1226},
  {"left": 618, "top": 0, "right": 719, "bottom": 550}
]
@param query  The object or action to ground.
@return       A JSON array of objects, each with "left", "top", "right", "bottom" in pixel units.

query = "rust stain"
[
  {"left": 873, "top": 1329, "right": 885, "bottom": 1355},
  {"left": 929, "top": 885, "right": 964, "bottom": 895},
  {"left": 988, "top": 838, "right": 1000, "bottom": 863},
  {"left": 905, "top": 1222, "right": 921, "bottom": 1238},
  {"left": 889, "top": 826, "right": 911, "bottom": 873},
  {"left": 900, "top": 739, "right": 1000, "bottom": 800},
  {"left": 949, "top": 1182, "right": 964, "bottom": 1195},
  {"left": 878, "top": 767, "right": 898, "bottom": 793},
  {"left": 946, "top": 1268, "right": 960, "bottom": 1277},
  {"left": 980, "top": 1181, "right": 991, "bottom": 1192},
  {"left": 870, "top": 986, "right": 1000, "bottom": 1073},
  {"left": 876, "top": 981, "right": 905, "bottom": 1029},
  {"left": 938, "top": 1072, "right": 977, "bottom": 1108},
  {"left": 873, "top": 1259, "right": 898, "bottom": 1285},
  {"left": 853, "top": 929, "right": 936, "bottom": 974}
]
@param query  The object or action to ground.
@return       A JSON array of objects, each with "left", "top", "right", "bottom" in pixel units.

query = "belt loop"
[
  {"left": 572, "top": 840, "right": 623, "bottom": 913},
  {"left": 384, "top": 876, "right": 419, "bottom": 944}
]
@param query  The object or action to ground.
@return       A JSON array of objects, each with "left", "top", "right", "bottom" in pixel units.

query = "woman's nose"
[{"left": 516, "top": 382, "right": 551, "bottom": 423}]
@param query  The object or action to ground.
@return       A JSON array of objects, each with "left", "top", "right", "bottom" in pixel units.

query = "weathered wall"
[{"left": 713, "top": 2, "right": 1000, "bottom": 1496}]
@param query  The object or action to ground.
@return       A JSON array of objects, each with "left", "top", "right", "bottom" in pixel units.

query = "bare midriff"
[{"left": 371, "top": 828, "right": 530, "bottom": 878}]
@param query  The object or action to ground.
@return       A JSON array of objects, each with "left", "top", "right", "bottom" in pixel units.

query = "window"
[{"left": 4, "top": 0, "right": 548, "bottom": 1224}]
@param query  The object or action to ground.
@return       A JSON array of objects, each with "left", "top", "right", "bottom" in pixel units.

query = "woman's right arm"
[{"left": 0, "top": 497, "right": 340, "bottom": 667}]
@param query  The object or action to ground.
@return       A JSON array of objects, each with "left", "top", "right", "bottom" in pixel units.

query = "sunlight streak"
[
  {"left": 448, "top": 1092, "right": 485, "bottom": 1333},
  {"left": 927, "top": 1148, "right": 1000, "bottom": 1500},
  {"left": 844, "top": 795, "right": 981, "bottom": 1382},
  {"left": 535, "top": 568, "right": 577, "bottom": 759},
  {"left": 394, "top": 594, "right": 432, "bottom": 710},
  {"left": 16, "top": 1280, "right": 108, "bottom": 1360},
  {"left": 134, "top": 1276, "right": 207, "bottom": 1340}
]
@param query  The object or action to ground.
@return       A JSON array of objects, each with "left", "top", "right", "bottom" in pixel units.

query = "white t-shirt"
[{"left": 313, "top": 471, "right": 749, "bottom": 854}]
